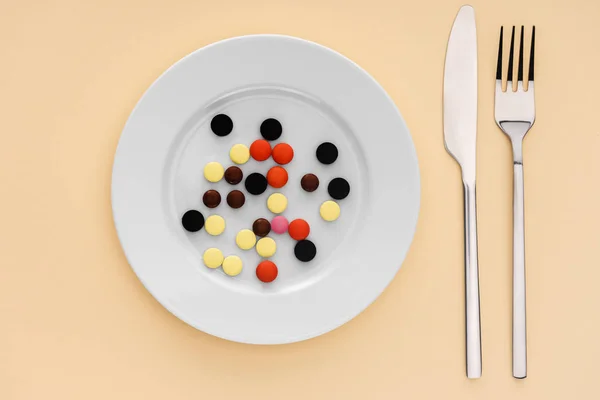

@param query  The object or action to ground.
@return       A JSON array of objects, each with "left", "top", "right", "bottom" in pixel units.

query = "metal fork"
[{"left": 495, "top": 25, "right": 536, "bottom": 379}]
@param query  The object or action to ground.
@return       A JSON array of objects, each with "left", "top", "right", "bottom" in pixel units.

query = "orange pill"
[
  {"left": 272, "top": 143, "right": 294, "bottom": 165},
  {"left": 256, "top": 261, "right": 278, "bottom": 283},
  {"left": 288, "top": 219, "right": 310, "bottom": 241},
  {"left": 250, "top": 139, "right": 272, "bottom": 161},
  {"left": 267, "top": 166, "right": 288, "bottom": 188}
]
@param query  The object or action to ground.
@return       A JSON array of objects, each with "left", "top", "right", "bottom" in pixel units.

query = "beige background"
[{"left": 2, "top": 0, "right": 600, "bottom": 398}]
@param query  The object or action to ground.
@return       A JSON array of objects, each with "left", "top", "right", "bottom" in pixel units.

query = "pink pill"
[{"left": 271, "top": 216, "right": 289, "bottom": 234}]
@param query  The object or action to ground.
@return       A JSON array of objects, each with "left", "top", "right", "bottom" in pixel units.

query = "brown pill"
[
  {"left": 224, "top": 166, "right": 243, "bottom": 185},
  {"left": 202, "top": 190, "right": 221, "bottom": 208},
  {"left": 301, "top": 173, "right": 320, "bottom": 192},
  {"left": 252, "top": 218, "right": 271, "bottom": 237},
  {"left": 227, "top": 190, "right": 246, "bottom": 209}
]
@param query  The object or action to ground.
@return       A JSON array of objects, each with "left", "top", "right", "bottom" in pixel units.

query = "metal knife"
[{"left": 443, "top": 5, "right": 482, "bottom": 379}]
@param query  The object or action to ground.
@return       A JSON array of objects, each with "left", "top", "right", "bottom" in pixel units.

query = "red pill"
[
  {"left": 267, "top": 166, "right": 288, "bottom": 188},
  {"left": 272, "top": 143, "right": 294, "bottom": 165},
  {"left": 256, "top": 260, "right": 278, "bottom": 283},
  {"left": 288, "top": 219, "right": 310, "bottom": 241},
  {"left": 250, "top": 139, "right": 272, "bottom": 161}
]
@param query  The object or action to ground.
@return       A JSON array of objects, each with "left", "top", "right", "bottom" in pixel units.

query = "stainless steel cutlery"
[
  {"left": 443, "top": 5, "right": 482, "bottom": 380},
  {"left": 495, "top": 25, "right": 536, "bottom": 380},
  {"left": 444, "top": 5, "right": 537, "bottom": 379}
]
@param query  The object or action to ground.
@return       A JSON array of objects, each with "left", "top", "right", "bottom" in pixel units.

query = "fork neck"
[
  {"left": 499, "top": 121, "right": 530, "bottom": 165},
  {"left": 511, "top": 139, "right": 524, "bottom": 165}
]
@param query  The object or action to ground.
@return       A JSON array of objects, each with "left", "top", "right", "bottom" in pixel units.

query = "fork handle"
[
  {"left": 513, "top": 161, "right": 527, "bottom": 379},
  {"left": 463, "top": 181, "right": 482, "bottom": 379}
]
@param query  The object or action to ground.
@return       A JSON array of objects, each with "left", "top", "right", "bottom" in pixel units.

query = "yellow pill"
[
  {"left": 222, "top": 255, "right": 243, "bottom": 276},
  {"left": 267, "top": 193, "right": 288, "bottom": 214},
  {"left": 256, "top": 237, "right": 277, "bottom": 257},
  {"left": 204, "top": 161, "right": 224, "bottom": 182},
  {"left": 203, "top": 248, "right": 224, "bottom": 269},
  {"left": 229, "top": 144, "right": 250, "bottom": 165},
  {"left": 205, "top": 215, "right": 225, "bottom": 235},
  {"left": 236, "top": 229, "right": 257, "bottom": 250},
  {"left": 320, "top": 200, "right": 340, "bottom": 222}
]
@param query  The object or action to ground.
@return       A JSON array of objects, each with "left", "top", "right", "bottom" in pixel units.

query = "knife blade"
[{"left": 443, "top": 5, "right": 482, "bottom": 379}]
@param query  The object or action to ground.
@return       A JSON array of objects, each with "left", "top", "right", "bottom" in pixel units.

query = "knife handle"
[{"left": 463, "top": 181, "right": 482, "bottom": 379}]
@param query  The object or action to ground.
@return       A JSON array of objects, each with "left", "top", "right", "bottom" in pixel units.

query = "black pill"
[
  {"left": 245, "top": 172, "right": 268, "bottom": 195},
  {"left": 181, "top": 210, "right": 204, "bottom": 232},
  {"left": 316, "top": 142, "right": 338, "bottom": 165},
  {"left": 328, "top": 177, "right": 350, "bottom": 200},
  {"left": 224, "top": 166, "right": 243, "bottom": 185},
  {"left": 202, "top": 190, "right": 221, "bottom": 208},
  {"left": 211, "top": 114, "right": 233, "bottom": 137},
  {"left": 294, "top": 240, "right": 317, "bottom": 262},
  {"left": 260, "top": 118, "right": 282, "bottom": 141},
  {"left": 227, "top": 190, "right": 246, "bottom": 209}
]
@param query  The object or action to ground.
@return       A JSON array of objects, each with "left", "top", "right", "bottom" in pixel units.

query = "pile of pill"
[{"left": 181, "top": 113, "right": 351, "bottom": 284}]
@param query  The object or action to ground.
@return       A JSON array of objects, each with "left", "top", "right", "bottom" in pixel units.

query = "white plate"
[{"left": 112, "top": 35, "right": 420, "bottom": 344}]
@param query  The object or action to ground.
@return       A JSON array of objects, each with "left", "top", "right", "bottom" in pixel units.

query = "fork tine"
[
  {"left": 507, "top": 26, "right": 515, "bottom": 85},
  {"left": 518, "top": 26, "right": 524, "bottom": 82},
  {"left": 496, "top": 26, "right": 503, "bottom": 80},
  {"left": 528, "top": 26, "right": 536, "bottom": 82}
]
